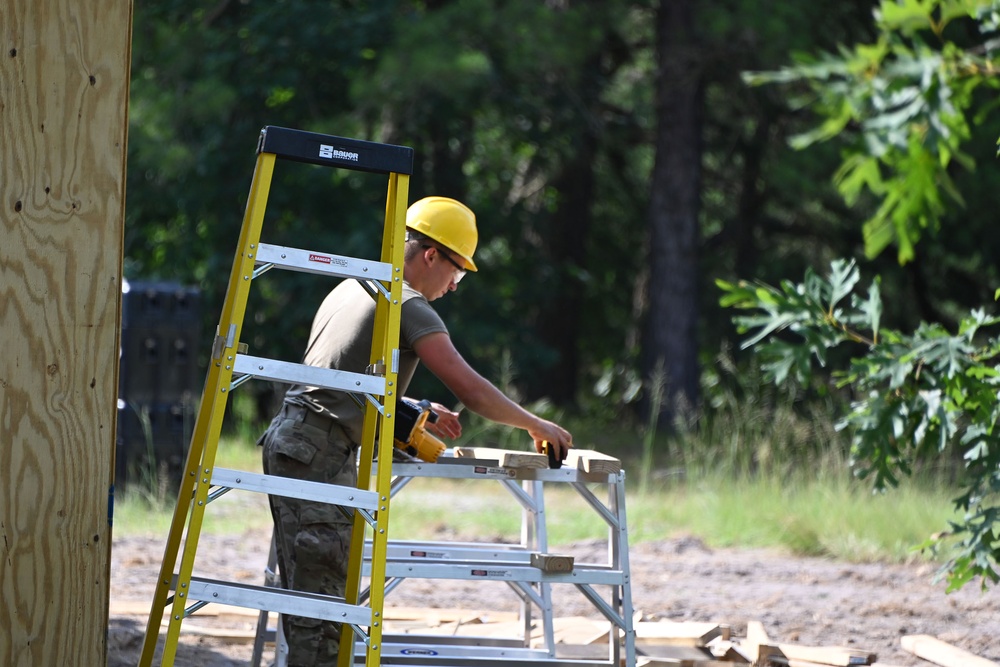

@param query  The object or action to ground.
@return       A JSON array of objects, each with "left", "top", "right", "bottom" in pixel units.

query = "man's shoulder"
[
  {"left": 399, "top": 283, "right": 447, "bottom": 339},
  {"left": 401, "top": 281, "right": 422, "bottom": 298},
  {"left": 401, "top": 282, "right": 431, "bottom": 306}
]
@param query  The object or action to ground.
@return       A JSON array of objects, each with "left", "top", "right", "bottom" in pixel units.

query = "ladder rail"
[
  {"left": 339, "top": 171, "right": 409, "bottom": 667},
  {"left": 138, "top": 149, "right": 278, "bottom": 666},
  {"left": 162, "top": 147, "right": 278, "bottom": 664}
]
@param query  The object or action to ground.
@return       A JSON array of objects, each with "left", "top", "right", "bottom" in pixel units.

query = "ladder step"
[
  {"left": 255, "top": 243, "right": 392, "bottom": 282},
  {"left": 212, "top": 468, "right": 379, "bottom": 510},
  {"left": 378, "top": 543, "right": 532, "bottom": 562},
  {"left": 367, "top": 656, "right": 604, "bottom": 667},
  {"left": 233, "top": 354, "right": 385, "bottom": 396},
  {"left": 183, "top": 576, "right": 372, "bottom": 626},
  {"left": 366, "top": 540, "right": 533, "bottom": 563},
  {"left": 375, "top": 562, "right": 624, "bottom": 585},
  {"left": 372, "top": 638, "right": 548, "bottom": 660},
  {"left": 258, "top": 125, "right": 414, "bottom": 175}
]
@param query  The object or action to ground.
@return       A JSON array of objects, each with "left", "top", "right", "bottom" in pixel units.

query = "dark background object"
[{"left": 116, "top": 280, "right": 204, "bottom": 489}]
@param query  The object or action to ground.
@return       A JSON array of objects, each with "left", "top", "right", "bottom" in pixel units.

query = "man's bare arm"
[{"left": 412, "top": 332, "right": 573, "bottom": 456}]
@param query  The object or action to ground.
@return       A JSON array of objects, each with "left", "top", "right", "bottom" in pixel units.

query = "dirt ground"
[{"left": 107, "top": 522, "right": 1000, "bottom": 667}]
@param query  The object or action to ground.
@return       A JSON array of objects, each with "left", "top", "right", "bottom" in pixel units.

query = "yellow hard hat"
[{"left": 406, "top": 196, "right": 479, "bottom": 272}]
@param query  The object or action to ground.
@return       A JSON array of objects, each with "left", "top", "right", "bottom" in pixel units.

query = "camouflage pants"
[{"left": 260, "top": 407, "right": 358, "bottom": 667}]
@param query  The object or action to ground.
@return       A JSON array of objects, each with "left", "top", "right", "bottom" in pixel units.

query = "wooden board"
[
  {"left": 2, "top": 1, "right": 131, "bottom": 665},
  {"left": 636, "top": 644, "right": 730, "bottom": 666},
  {"left": 634, "top": 644, "right": 718, "bottom": 663},
  {"left": 565, "top": 449, "right": 622, "bottom": 474},
  {"left": 637, "top": 660, "right": 733, "bottom": 667},
  {"left": 781, "top": 660, "right": 881, "bottom": 667},
  {"left": 774, "top": 643, "right": 876, "bottom": 665},
  {"left": 453, "top": 447, "right": 548, "bottom": 469},
  {"left": 901, "top": 634, "right": 1000, "bottom": 667},
  {"left": 632, "top": 621, "right": 730, "bottom": 647},
  {"left": 719, "top": 643, "right": 753, "bottom": 663},
  {"left": 530, "top": 552, "right": 575, "bottom": 573},
  {"left": 742, "top": 620, "right": 779, "bottom": 663}
]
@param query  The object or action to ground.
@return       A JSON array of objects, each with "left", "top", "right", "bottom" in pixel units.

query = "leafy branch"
[
  {"left": 719, "top": 258, "right": 1000, "bottom": 591},
  {"left": 743, "top": 0, "right": 1000, "bottom": 264}
]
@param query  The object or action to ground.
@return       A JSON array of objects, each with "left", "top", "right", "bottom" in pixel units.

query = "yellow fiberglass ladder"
[{"left": 137, "top": 125, "right": 412, "bottom": 667}]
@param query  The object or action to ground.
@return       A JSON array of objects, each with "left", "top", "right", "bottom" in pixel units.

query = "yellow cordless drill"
[{"left": 393, "top": 398, "right": 447, "bottom": 462}]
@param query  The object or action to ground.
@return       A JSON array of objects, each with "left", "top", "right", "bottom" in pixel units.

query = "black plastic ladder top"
[{"left": 257, "top": 125, "right": 414, "bottom": 175}]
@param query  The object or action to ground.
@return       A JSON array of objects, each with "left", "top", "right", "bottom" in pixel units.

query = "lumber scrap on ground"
[
  {"left": 712, "top": 641, "right": 753, "bottom": 663},
  {"left": 738, "top": 620, "right": 877, "bottom": 666},
  {"left": 766, "top": 643, "right": 876, "bottom": 666},
  {"left": 901, "top": 634, "right": 1000, "bottom": 667},
  {"left": 633, "top": 644, "right": 725, "bottom": 665},
  {"left": 634, "top": 621, "right": 731, "bottom": 647},
  {"left": 585, "top": 620, "right": 729, "bottom": 649},
  {"left": 742, "top": 620, "right": 778, "bottom": 664}
]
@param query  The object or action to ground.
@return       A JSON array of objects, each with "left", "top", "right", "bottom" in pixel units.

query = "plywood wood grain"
[{"left": 0, "top": 1, "right": 132, "bottom": 664}]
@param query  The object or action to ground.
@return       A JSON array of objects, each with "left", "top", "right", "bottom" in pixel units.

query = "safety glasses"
[{"left": 423, "top": 244, "right": 467, "bottom": 283}]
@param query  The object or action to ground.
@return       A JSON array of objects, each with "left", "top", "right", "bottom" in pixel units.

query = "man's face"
[{"left": 425, "top": 245, "right": 467, "bottom": 301}]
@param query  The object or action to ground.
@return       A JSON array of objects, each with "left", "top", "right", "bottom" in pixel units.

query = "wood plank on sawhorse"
[
  {"left": 453, "top": 446, "right": 623, "bottom": 474},
  {"left": 565, "top": 449, "right": 622, "bottom": 474},
  {"left": 453, "top": 446, "right": 548, "bottom": 468}
]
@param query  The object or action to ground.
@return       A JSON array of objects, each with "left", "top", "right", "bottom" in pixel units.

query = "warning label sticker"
[{"left": 471, "top": 568, "right": 514, "bottom": 579}]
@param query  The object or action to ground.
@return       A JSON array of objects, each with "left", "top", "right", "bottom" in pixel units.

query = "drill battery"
[{"left": 393, "top": 398, "right": 447, "bottom": 462}]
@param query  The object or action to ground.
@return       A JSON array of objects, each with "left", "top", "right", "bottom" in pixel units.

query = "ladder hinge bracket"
[
  {"left": 366, "top": 361, "right": 386, "bottom": 377},
  {"left": 211, "top": 324, "right": 238, "bottom": 360},
  {"left": 211, "top": 334, "right": 225, "bottom": 360}
]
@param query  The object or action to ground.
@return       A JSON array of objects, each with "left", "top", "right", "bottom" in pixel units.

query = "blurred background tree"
[{"left": 125, "top": 0, "right": 997, "bottom": 444}]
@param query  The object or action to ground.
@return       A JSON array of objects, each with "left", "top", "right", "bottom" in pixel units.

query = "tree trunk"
[
  {"left": 532, "top": 133, "right": 597, "bottom": 405},
  {"left": 644, "top": 0, "right": 704, "bottom": 427}
]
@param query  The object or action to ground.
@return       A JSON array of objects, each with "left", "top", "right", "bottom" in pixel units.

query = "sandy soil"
[{"left": 107, "top": 522, "right": 1000, "bottom": 667}]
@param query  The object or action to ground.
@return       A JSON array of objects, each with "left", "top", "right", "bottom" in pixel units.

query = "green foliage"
[
  {"left": 126, "top": 0, "right": 651, "bottom": 410},
  {"left": 743, "top": 0, "right": 1000, "bottom": 263},
  {"left": 719, "top": 259, "right": 1000, "bottom": 590}
]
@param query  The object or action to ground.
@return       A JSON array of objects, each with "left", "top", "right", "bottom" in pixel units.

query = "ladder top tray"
[{"left": 258, "top": 125, "right": 414, "bottom": 175}]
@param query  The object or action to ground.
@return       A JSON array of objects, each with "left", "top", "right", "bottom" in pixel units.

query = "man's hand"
[
  {"left": 424, "top": 402, "right": 463, "bottom": 440},
  {"left": 528, "top": 418, "right": 573, "bottom": 461}
]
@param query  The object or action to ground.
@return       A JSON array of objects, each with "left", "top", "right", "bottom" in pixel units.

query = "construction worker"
[{"left": 259, "top": 195, "right": 574, "bottom": 666}]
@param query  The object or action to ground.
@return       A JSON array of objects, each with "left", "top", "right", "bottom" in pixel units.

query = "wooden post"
[{"left": 0, "top": 1, "right": 132, "bottom": 665}]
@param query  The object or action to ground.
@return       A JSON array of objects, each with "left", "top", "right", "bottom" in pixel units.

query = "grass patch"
[{"left": 627, "top": 472, "right": 960, "bottom": 563}]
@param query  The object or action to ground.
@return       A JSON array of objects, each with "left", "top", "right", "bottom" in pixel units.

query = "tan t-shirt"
[{"left": 284, "top": 279, "right": 448, "bottom": 444}]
